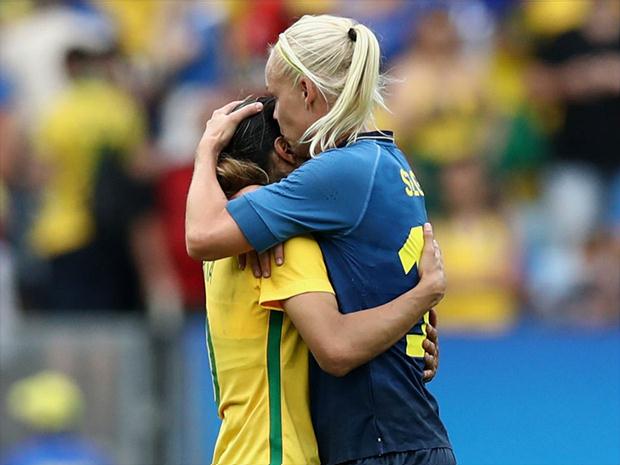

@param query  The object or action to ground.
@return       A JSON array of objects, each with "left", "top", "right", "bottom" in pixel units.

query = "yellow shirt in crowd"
[
  {"left": 436, "top": 214, "right": 517, "bottom": 332},
  {"left": 30, "top": 79, "right": 145, "bottom": 258},
  {"left": 204, "top": 236, "right": 334, "bottom": 465}
]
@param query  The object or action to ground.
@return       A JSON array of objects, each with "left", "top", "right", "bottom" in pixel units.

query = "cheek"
[
  {"left": 276, "top": 99, "right": 296, "bottom": 131},
  {"left": 286, "top": 95, "right": 306, "bottom": 117}
]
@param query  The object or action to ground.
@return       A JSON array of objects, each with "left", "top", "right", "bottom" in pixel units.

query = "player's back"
[{"left": 310, "top": 133, "right": 453, "bottom": 464}]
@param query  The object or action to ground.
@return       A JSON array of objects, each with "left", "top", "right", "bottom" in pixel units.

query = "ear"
[
  {"left": 273, "top": 136, "right": 296, "bottom": 165},
  {"left": 299, "top": 77, "right": 318, "bottom": 109}
]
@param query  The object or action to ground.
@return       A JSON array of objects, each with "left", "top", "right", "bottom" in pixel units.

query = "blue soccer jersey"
[{"left": 227, "top": 131, "right": 452, "bottom": 464}]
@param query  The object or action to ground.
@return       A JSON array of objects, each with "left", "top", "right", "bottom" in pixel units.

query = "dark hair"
[{"left": 217, "top": 96, "right": 281, "bottom": 198}]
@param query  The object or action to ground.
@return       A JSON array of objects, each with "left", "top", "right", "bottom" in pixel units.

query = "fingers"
[
  {"left": 423, "top": 222, "right": 434, "bottom": 251},
  {"left": 214, "top": 100, "right": 244, "bottom": 115},
  {"left": 419, "top": 223, "right": 439, "bottom": 281},
  {"left": 199, "top": 99, "right": 264, "bottom": 156},
  {"left": 422, "top": 338, "right": 437, "bottom": 358},
  {"left": 273, "top": 243, "right": 284, "bottom": 266},
  {"left": 429, "top": 308, "right": 438, "bottom": 328},
  {"left": 426, "top": 323, "right": 438, "bottom": 344},
  {"left": 259, "top": 251, "right": 271, "bottom": 278},
  {"left": 426, "top": 324, "right": 440, "bottom": 367},
  {"left": 423, "top": 353, "right": 435, "bottom": 370},
  {"left": 423, "top": 369, "right": 435, "bottom": 382},
  {"left": 228, "top": 101, "right": 263, "bottom": 123},
  {"left": 247, "top": 251, "right": 261, "bottom": 278},
  {"left": 237, "top": 254, "right": 247, "bottom": 270},
  {"left": 422, "top": 350, "right": 436, "bottom": 382},
  {"left": 422, "top": 340, "right": 438, "bottom": 383},
  {"left": 423, "top": 311, "right": 439, "bottom": 383},
  {"left": 426, "top": 311, "right": 440, "bottom": 364},
  {"left": 242, "top": 244, "right": 283, "bottom": 278},
  {"left": 212, "top": 99, "right": 263, "bottom": 122}
]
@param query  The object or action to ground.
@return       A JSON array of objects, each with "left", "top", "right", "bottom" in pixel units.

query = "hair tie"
[{"left": 348, "top": 27, "right": 357, "bottom": 42}]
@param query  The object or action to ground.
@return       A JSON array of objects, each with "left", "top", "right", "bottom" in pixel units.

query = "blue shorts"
[{"left": 338, "top": 448, "right": 457, "bottom": 465}]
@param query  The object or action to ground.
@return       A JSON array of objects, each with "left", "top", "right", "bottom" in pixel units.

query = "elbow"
[
  {"left": 314, "top": 344, "right": 355, "bottom": 378},
  {"left": 321, "top": 362, "right": 351, "bottom": 378},
  {"left": 185, "top": 229, "right": 217, "bottom": 261}
]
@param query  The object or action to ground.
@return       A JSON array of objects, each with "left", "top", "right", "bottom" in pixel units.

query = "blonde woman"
[{"left": 187, "top": 15, "right": 455, "bottom": 465}]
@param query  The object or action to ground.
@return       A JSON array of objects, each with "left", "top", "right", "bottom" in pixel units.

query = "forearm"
[
  {"left": 185, "top": 145, "right": 252, "bottom": 260},
  {"left": 185, "top": 147, "right": 224, "bottom": 247},
  {"left": 286, "top": 284, "right": 436, "bottom": 377},
  {"left": 334, "top": 284, "right": 433, "bottom": 373}
]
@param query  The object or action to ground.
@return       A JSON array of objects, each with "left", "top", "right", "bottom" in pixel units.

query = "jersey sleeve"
[
  {"left": 227, "top": 146, "right": 379, "bottom": 252},
  {"left": 259, "top": 236, "right": 334, "bottom": 311}
]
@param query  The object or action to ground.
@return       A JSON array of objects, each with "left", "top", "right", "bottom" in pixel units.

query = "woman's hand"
[
  {"left": 422, "top": 308, "right": 440, "bottom": 382},
  {"left": 418, "top": 223, "right": 447, "bottom": 309},
  {"left": 238, "top": 245, "right": 285, "bottom": 278},
  {"left": 197, "top": 100, "right": 263, "bottom": 156},
  {"left": 417, "top": 225, "right": 444, "bottom": 382}
]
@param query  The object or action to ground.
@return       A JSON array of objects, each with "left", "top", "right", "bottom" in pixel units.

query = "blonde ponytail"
[{"left": 268, "top": 15, "right": 388, "bottom": 156}]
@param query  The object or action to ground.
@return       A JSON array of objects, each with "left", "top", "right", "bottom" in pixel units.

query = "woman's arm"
[
  {"left": 185, "top": 100, "right": 263, "bottom": 260},
  {"left": 283, "top": 224, "right": 445, "bottom": 377}
]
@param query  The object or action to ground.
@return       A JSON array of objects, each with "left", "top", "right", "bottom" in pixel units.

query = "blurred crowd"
[{"left": 0, "top": 0, "right": 618, "bottom": 350}]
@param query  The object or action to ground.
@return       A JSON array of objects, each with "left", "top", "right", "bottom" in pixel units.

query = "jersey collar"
[
  {"left": 338, "top": 130, "right": 395, "bottom": 147},
  {"left": 356, "top": 130, "right": 394, "bottom": 143}
]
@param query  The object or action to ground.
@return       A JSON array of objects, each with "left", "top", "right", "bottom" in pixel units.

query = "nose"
[{"left": 273, "top": 101, "right": 279, "bottom": 121}]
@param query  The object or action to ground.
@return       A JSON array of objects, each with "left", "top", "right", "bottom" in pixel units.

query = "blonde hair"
[{"left": 267, "top": 15, "right": 388, "bottom": 156}]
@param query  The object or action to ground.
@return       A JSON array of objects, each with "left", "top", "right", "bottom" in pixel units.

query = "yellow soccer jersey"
[{"left": 204, "top": 236, "right": 334, "bottom": 465}]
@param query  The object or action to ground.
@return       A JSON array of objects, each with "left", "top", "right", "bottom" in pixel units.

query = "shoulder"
[
  {"left": 260, "top": 236, "right": 333, "bottom": 305},
  {"left": 290, "top": 141, "right": 382, "bottom": 188},
  {"left": 271, "top": 236, "right": 328, "bottom": 281},
  {"left": 317, "top": 140, "right": 382, "bottom": 168},
  {"left": 282, "top": 236, "right": 323, "bottom": 260}
]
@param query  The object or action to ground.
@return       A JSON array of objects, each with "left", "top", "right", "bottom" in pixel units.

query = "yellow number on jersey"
[
  {"left": 406, "top": 312, "right": 430, "bottom": 358},
  {"left": 398, "top": 226, "right": 424, "bottom": 274}
]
